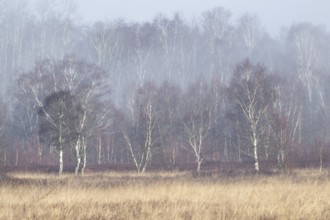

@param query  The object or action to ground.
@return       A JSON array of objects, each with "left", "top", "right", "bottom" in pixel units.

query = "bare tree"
[
  {"left": 13, "top": 59, "right": 57, "bottom": 165},
  {"left": 57, "top": 56, "right": 108, "bottom": 174},
  {"left": 155, "top": 82, "right": 181, "bottom": 167},
  {"left": 237, "top": 14, "right": 261, "bottom": 56},
  {"left": 267, "top": 76, "right": 305, "bottom": 169},
  {"left": 180, "top": 81, "right": 216, "bottom": 172},
  {"left": 285, "top": 23, "right": 322, "bottom": 104},
  {"left": 202, "top": 7, "right": 231, "bottom": 78},
  {"left": 121, "top": 82, "right": 160, "bottom": 173},
  {"left": 229, "top": 60, "right": 274, "bottom": 171},
  {"left": 38, "top": 91, "right": 80, "bottom": 175},
  {"left": 15, "top": 56, "right": 108, "bottom": 173}
]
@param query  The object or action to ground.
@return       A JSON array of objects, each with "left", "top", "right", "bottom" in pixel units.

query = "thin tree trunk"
[
  {"left": 74, "top": 138, "right": 81, "bottom": 175},
  {"left": 15, "top": 146, "right": 18, "bottom": 167},
  {"left": 320, "top": 154, "right": 323, "bottom": 172},
  {"left": 123, "top": 131, "right": 141, "bottom": 173},
  {"left": 224, "top": 135, "right": 228, "bottom": 162},
  {"left": 197, "top": 159, "right": 202, "bottom": 172},
  {"left": 236, "top": 119, "right": 242, "bottom": 163},
  {"left": 319, "top": 145, "right": 323, "bottom": 172},
  {"left": 59, "top": 147, "right": 63, "bottom": 176},
  {"left": 253, "top": 144, "right": 259, "bottom": 172},
  {"left": 81, "top": 137, "right": 87, "bottom": 175},
  {"left": 265, "top": 145, "right": 269, "bottom": 161},
  {"left": 172, "top": 146, "right": 177, "bottom": 165},
  {"left": 278, "top": 142, "right": 286, "bottom": 169},
  {"left": 3, "top": 148, "right": 6, "bottom": 166},
  {"left": 107, "top": 137, "right": 110, "bottom": 163},
  {"left": 238, "top": 143, "right": 242, "bottom": 163},
  {"left": 38, "top": 142, "right": 43, "bottom": 165},
  {"left": 277, "top": 148, "right": 281, "bottom": 166},
  {"left": 252, "top": 126, "right": 260, "bottom": 172},
  {"left": 111, "top": 145, "right": 115, "bottom": 164},
  {"left": 97, "top": 135, "right": 102, "bottom": 165}
]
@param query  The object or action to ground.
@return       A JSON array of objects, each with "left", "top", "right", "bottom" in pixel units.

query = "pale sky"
[{"left": 77, "top": 0, "right": 329, "bottom": 36}]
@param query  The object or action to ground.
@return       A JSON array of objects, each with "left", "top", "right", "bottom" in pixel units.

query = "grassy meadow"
[{"left": 0, "top": 169, "right": 330, "bottom": 219}]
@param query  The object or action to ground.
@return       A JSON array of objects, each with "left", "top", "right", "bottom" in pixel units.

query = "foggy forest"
[{"left": 1, "top": 0, "right": 330, "bottom": 175}]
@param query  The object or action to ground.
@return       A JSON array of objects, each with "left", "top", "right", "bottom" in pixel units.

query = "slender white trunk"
[
  {"left": 75, "top": 137, "right": 81, "bottom": 175},
  {"left": 59, "top": 147, "right": 63, "bottom": 176},
  {"left": 75, "top": 156, "right": 81, "bottom": 175},
  {"left": 253, "top": 144, "right": 259, "bottom": 172},
  {"left": 197, "top": 159, "right": 202, "bottom": 172},
  {"left": 37, "top": 143, "right": 43, "bottom": 165},
  {"left": 252, "top": 129, "right": 259, "bottom": 172},
  {"left": 191, "top": 140, "right": 204, "bottom": 173},
  {"left": 277, "top": 149, "right": 281, "bottom": 166},
  {"left": 171, "top": 146, "right": 177, "bottom": 165},
  {"left": 123, "top": 131, "right": 140, "bottom": 172},
  {"left": 238, "top": 144, "right": 242, "bottom": 163},
  {"left": 236, "top": 119, "right": 242, "bottom": 163},
  {"left": 265, "top": 145, "right": 269, "bottom": 161},
  {"left": 15, "top": 147, "right": 18, "bottom": 167},
  {"left": 278, "top": 146, "right": 285, "bottom": 168}
]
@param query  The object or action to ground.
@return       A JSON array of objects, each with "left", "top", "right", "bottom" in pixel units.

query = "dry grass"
[{"left": 0, "top": 169, "right": 330, "bottom": 220}]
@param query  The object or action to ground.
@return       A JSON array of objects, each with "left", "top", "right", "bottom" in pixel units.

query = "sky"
[{"left": 77, "top": 0, "right": 329, "bottom": 36}]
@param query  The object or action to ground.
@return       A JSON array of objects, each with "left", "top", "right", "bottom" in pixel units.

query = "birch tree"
[
  {"left": 180, "top": 81, "right": 216, "bottom": 172},
  {"left": 121, "top": 82, "right": 160, "bottom": 173},
  {"left": 229, "top": 60, "right": 274, "bottom": 171},
  {"left": 38, "top": 91, "right": 80, "bottom": 175},
  {"left": 53, "top": 56, "right": 108, "bottom": 174},
  {"left": 155, "top": 82, "right": 181, "bottom": 166},
  {"left": 285, "top": 23, "right": 325, "bottom": 148},
  {"left": 13, "top": 59, "right": 57, "bottom": 165},
  {"left": 202, "top": 7, "right": 231, "bottom": 78},
  {"left": 15, "top": 56, "right": 108, "bottom": 173},
  {"left": 237, "top": 14, "right": 261, "bottom": 57}
]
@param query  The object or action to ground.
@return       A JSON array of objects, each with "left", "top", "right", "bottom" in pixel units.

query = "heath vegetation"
[{"left": 0, "top": 169, "right": 330, "bottom": 220}]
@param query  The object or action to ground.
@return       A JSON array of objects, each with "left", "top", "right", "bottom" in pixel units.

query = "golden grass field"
[{"left": 0, "top": 169, "right": 330, "bottom": 220}]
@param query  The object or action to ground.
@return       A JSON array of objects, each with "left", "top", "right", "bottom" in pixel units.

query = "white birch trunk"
[
  {"left": 59, "top": 147, "right": 63, "bottom": 176},
  {"left": 254, "top": 146, "right": 259, "bottom": 172},
  {"left": 74, "top": 138, "right": 81, "bottom": 175},
  {"left": 197, "top": 158, "right": 203, "bottom": 173},
  {"left": 252, "top": 129, "right": 259, "bottom": 172}
]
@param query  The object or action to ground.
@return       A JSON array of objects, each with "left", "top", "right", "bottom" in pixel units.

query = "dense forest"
[{"left": 0, "top": 0, "right": 330, "bottom": 174}]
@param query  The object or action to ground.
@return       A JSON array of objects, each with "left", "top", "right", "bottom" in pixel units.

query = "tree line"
[{"left": 0, "top": 1, "right": 330, "bottom": 174}]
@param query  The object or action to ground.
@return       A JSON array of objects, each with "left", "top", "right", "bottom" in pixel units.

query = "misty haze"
[{"left": 1, "top": 0, "right": 330, "bottom": 219}]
